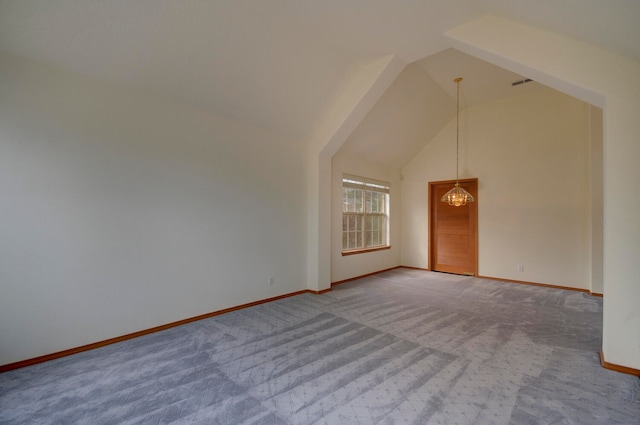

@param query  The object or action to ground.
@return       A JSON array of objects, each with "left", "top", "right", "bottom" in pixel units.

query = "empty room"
[{"left": 1, "top": 1, "right": 639, "bottom": 424}]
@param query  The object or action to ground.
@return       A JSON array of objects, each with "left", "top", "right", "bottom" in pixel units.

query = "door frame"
[{"left": 428, "top": 178, "right": 478, "bottom": 276}]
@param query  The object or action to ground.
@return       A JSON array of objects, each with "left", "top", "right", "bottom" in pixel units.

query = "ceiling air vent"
[{"left": 512, "top": 78, "right": 533, "bottom": 86}]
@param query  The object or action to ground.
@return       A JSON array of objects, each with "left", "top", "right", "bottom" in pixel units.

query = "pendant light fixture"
[{"left": 441, "top": 77, "right": 475, "bottom": 207}]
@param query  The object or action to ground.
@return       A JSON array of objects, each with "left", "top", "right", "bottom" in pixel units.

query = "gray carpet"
[{"left": 1, "top": 268, "right": 638, "bottom": 424}]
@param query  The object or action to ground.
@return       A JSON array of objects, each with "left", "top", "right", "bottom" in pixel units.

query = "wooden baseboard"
[
  {"left": 476, "top": 275, "right": 601, "bottom": 295},
  {"left": 600, "top": 351, "right": 640, "bottom": 377},
  {"left": 398, "top": 269, "right": 603, "bottom": 298},
  {"left": 332, "top": 268, "right": 604, "bottom": 297},
  {"left": 0, "top": 288, "right": 320, "bottom": 373},
  {"left": 308, "top": 288, "right": 332, "bottom": 295},
  {"left": 0, "top": 268, "right": 609, "bottom": 374},
  {"left": 331, "top": 266, "right": 402, "bottom": 286},
  {"left": 397, "top": 266, "right": 430, "bottom": 272}
]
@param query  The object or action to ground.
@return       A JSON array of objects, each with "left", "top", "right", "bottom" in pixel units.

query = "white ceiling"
[
  {"left": 0, "top": 0, "right": 637, "bottom": 145},
  {"left": 337, "top": 63, "right": 456, "bottom": 169},
  {"left": 339, "top": 49, "right": 546, "bottom": 169},
  {"left": 417, "top": 49, "right": 543, "bottom": 107}
]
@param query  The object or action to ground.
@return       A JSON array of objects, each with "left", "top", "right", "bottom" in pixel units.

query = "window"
[{"left": 342, "top": 174, "right": 390, "bottom": 254}]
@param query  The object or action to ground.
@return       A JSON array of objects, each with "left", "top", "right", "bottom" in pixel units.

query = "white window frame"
[{"left": 342, "top": 174, "right": 390, "bottom": 255}]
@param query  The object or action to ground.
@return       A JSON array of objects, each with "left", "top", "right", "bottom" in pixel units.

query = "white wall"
[
  {"left": 0, "top": 52, "right": 308, "bottom": 366},
  {"left": 331, "top": 152, "right": 401, "bottom": 282},
  {"left": 588, "top": 106, "right": 604, "bottom": 295},
  {"left": 307, "top": 55, "right": 405, "bottom": 292},
  {"left": 402, "top": 87, "right": 591, "bottom": 289}
]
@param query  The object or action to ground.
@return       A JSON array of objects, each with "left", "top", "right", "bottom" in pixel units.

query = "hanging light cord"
[
  {"left": 455, "top": 77, "right": 462, "bottom": 184},
  {"left": 440, "top": 76, "right": 474, "bottom": 206}
]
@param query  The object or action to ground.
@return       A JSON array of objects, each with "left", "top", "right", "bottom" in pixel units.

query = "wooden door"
[{"left": 429, "top": 178, "right": 478, "bottom": 276}]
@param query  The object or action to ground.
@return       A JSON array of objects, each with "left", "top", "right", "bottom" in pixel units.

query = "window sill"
[{"left": 342, "top": 246, "right": 391, "bottom": 256}]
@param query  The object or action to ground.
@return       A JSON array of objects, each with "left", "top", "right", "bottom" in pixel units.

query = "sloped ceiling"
[
  {"left": 337, "top": 63, "right": 455, "bottom": 170},
  {"left": 339, "top": 49, "right": 546, "bottom": 169},
  {"left": 0, "top": 0, "right": 637, "bottom": 145},
  {"left": 0, "top": 1, "right": 360, "bottom": 138}
]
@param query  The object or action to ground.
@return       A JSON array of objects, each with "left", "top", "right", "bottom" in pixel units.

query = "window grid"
[{"left": 342, "top": 177, "right": 389, "bottom": 252}]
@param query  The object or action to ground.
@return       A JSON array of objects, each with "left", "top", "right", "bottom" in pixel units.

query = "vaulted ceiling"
[
  {"left": 0, "top": 1, "right": 637, "bottom": 163},
  {"left": 338, "top": 49, "right": 547, "bottom": 169}
]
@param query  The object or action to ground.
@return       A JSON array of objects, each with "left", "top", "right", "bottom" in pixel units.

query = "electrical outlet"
[
  {"left": 268, "top": 276, "right": 274, "bottom": 285},
  {"left": 517, "top": 265, "right": 524, "bottom": 272}
]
